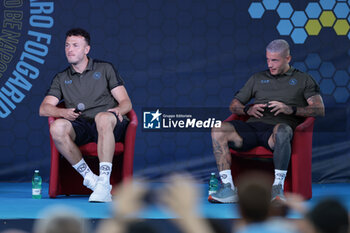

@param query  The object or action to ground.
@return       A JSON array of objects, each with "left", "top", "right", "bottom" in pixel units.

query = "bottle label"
[
  {"left": 32, "top": 188, "right": 41, "bottom": 195},
  {"left": 209, "top": 190, "right": 217, "bottom": 195}
]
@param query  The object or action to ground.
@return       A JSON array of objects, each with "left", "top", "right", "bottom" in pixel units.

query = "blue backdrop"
[{"left": 0, "top": 0, "right": 349, "bottom": 183}]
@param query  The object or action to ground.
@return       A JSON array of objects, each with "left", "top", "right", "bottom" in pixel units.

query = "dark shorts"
[
  {"left": 227, "top": 121, "right": 275, "bottom": 151},
  {"left": 71, "top": 112, "right": 129, "bottom": 146}
]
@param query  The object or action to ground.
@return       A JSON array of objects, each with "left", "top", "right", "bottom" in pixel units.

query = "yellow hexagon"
[
  {"left": 333, "top": 19, "right": 350, "bottom": 35},
  {"left": 305, "top": 19, "right": 322, "bottom": 36},
  {"left": 319, "top": 11, "right": 336, "bottom": 27}
]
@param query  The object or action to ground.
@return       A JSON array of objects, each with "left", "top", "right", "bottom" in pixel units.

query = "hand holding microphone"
[
  {"left": 62, "top": 103, "right": 85, "bottom": 121},
  {"left": 74, "top": 103, "right": 85, "bottom": 113},
  {"left": 64, "top": 103, "right": 84, "bottom": 121}
]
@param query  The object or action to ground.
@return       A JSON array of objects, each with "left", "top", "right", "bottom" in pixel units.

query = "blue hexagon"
[
  {"left": 291, "top": 28, "right": 308, "bottom": 44},
  {"left": 305, "top": 2, "right": 322, "bottom": 19},
  {"left": 188, "top": 138, "right": 205, "bottom": 155},
  {"left": 277, "top": 19, "right": 293, "bottom": 35},
  {"left": 333, "top": 87, "right": 350, "bottom": 103},
  {"left": 159, "top": 138, "right": 176, "bottom": 155},
  {"left": 293, "top": 62, "right": 307, "bottom": 72},
  {"left": 28, "top": 131, "right": 44, "bottom": 146},
  {"left": 205, "top": 79, "right": 221, "bottom": 95},
  {"left": 320, "top": 0, "right": 336, "bottom": 10},
  {"left": 11, "top": 139, "right": 28, "bottom": 156},
  {"left": 248, "top": 2, "right": 265, "bottom": 19},
  {"left": 305, "top": 53, "right": 322, "bottom": 69},
  {"left": 262, "top": 0, "right": 279, "bottom": 10},
  {"left": 13, "top": 122, "right": 29, "bottom": 138},
  {"left": 334, "top": 3, "right": 350, "bottom": 18},
  {"left": 0, "top": 130, "right": 15, "bottom": 146},
  {"left": 0, "top": 147, "right": 13, "bottom": 164},
  {"left": 320, "top": 79, "right": 336, "bottom": 95},
  {"left": 145, "top": 147, "right": 161, "bottom": 164},
  {"left": 308, "top": 70, "right": 322, "bottom": 84},
  {"left": 320, "top": 62, "right": 336, "bottom": 78},
  {"left": 277, "top": 3, "right": 294, "bottom": 18},
  {"left": 291, "top": 11, "right": 308, "bottom": 27},
  {"left": 334, "top": 70, "right": 349, "bottom": 86}
]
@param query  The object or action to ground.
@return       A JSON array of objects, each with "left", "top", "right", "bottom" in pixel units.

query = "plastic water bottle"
[
  {"left": 208, "top": 172, "right": 219, "bottom": 195},
  {"left": 32, "top": 170, "right": 42, "bottom": 199}
]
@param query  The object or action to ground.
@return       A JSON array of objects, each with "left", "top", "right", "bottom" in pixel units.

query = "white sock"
[
  {"left": 219, "top": 170, "right": 235, "bottom": 190},
  {"left": 72, "top": 158, "right": 93, "bottom": 178},
  {"left": 99, "top": 162, "right": 112, "bottom": 184},
  {"left": 273, "top": 169, "right": 287, "bottom": 187}
]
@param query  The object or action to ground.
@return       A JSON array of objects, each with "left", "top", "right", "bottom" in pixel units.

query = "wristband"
[
  {"left": 291, "top": 106, "right": 297, "bottom": 115},
  {"left": 243, "top": 105, "right": 250, "bottom": 115}
]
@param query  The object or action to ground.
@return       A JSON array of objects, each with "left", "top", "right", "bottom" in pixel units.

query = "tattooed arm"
[
  {"left": 296, "top": 94, "right": 325, "bottom": 117},
  {"left": 229, "top": 99, "right": 245, "bottom": 115}
]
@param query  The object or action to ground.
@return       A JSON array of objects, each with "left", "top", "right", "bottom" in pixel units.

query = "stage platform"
[{"left": 0, "top": 182, "right": 349, "bottom": 232}]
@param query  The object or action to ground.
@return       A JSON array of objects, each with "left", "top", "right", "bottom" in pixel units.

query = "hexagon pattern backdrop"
[{"left": 0, "top": 0, "right": 349, "bottom": 183}]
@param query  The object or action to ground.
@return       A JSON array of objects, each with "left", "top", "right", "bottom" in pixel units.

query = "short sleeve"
[
  {"left": 46, "top": 75, "right": 62, "bottom": 100},
  {"left": 234, "top": 75, "right": 256, "bottom": 105},
  {"left": 304, "top": 74, "right": 320, "bottom": 100},
  {"left": 106, "top": 63, "right": 125, "bottom": 90}
]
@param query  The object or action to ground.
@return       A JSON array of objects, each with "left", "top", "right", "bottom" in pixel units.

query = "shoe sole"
[
  {"left": 88, "top": 196, "right": 112, "bottom": 203},
  {"left": 88, "top": 183, "right": 113, "bottom": 202},
  {"left": 208, "top": 195, "right": 238, "bottom": 203},
  {"left": 271, "top": 195, "right": 286, "bottom": 202}
]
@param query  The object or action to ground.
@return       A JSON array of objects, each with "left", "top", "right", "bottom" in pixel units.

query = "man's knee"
[
  {"left": 211, "top": 122, "right": 242, "bottom": 147},
  {"left": 275, "top": 124, "right": 293, "bottom": 142},
  {"left": 95, "top": 112, "right": 116, "bottom": 133},
  {"left": 49, "top": 119, "right": 72, "bottom": 140},
  {"left": 211, "top": 122, "right": 230, "bottom": 141}
]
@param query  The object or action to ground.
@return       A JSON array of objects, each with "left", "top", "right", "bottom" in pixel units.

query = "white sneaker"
[
  {"left": 83, "top": 173, "right": 99, "bottom": 191},
  {"left": 88, "top": 181, "right": 112, "bottom": 203}
]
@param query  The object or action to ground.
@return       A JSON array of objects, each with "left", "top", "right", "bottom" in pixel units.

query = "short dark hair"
[
  {"left": 65, "top": 28, "right": 90, "bottom": 45},
  {"left": 237, "top": 172, "right": 272, "bottom": 223},
  {"left": 307, "top": 198, "right": 349, "bottom": 233}
]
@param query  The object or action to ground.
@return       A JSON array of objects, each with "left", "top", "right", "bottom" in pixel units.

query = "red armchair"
[
  {"left": 226, "top": 114, "right": 315, "bottom": 200},
  {"left": 48, "top": 109, "right": 138, "bottom": 198}
]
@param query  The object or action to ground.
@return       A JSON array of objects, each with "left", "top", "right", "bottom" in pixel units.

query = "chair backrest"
[{"left": 126, "top": 109, "right": 138, "bottom": 127}]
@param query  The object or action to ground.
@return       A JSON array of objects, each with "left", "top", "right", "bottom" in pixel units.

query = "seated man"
[
  {"left": 39, "top": 28, "right": 132, "bottom": 203},
  {"left": 209, "top": 39, "right": 325, "bottom": 203}
]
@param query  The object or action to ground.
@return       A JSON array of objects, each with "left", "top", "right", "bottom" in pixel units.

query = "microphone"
[{"left": 74, "top": 103, "right": 85, "bottom": 113}]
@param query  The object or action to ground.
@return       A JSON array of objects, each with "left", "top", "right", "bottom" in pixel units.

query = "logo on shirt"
[
  {"left": 143, "top": 109, "right": 162, "bottom": 129},
  {"left": 64, "top": 80, "right": 72, "bottom": 84},
  {"left": 289, "top": 78, "right": 297, "bottom": 85},
  {"left": 261, "top": 80, "right": 270, "bottom": 84},
  {"left": 93, "top": 72, "right": 101, "bottom": 80}
]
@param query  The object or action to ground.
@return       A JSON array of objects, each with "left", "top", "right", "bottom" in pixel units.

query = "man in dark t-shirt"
[
  {"left": 39, "top": 28, "right": 132, "bottom": 203},
  {"left": 209, "top": 39, "right": 325, "bottom": 203}
]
